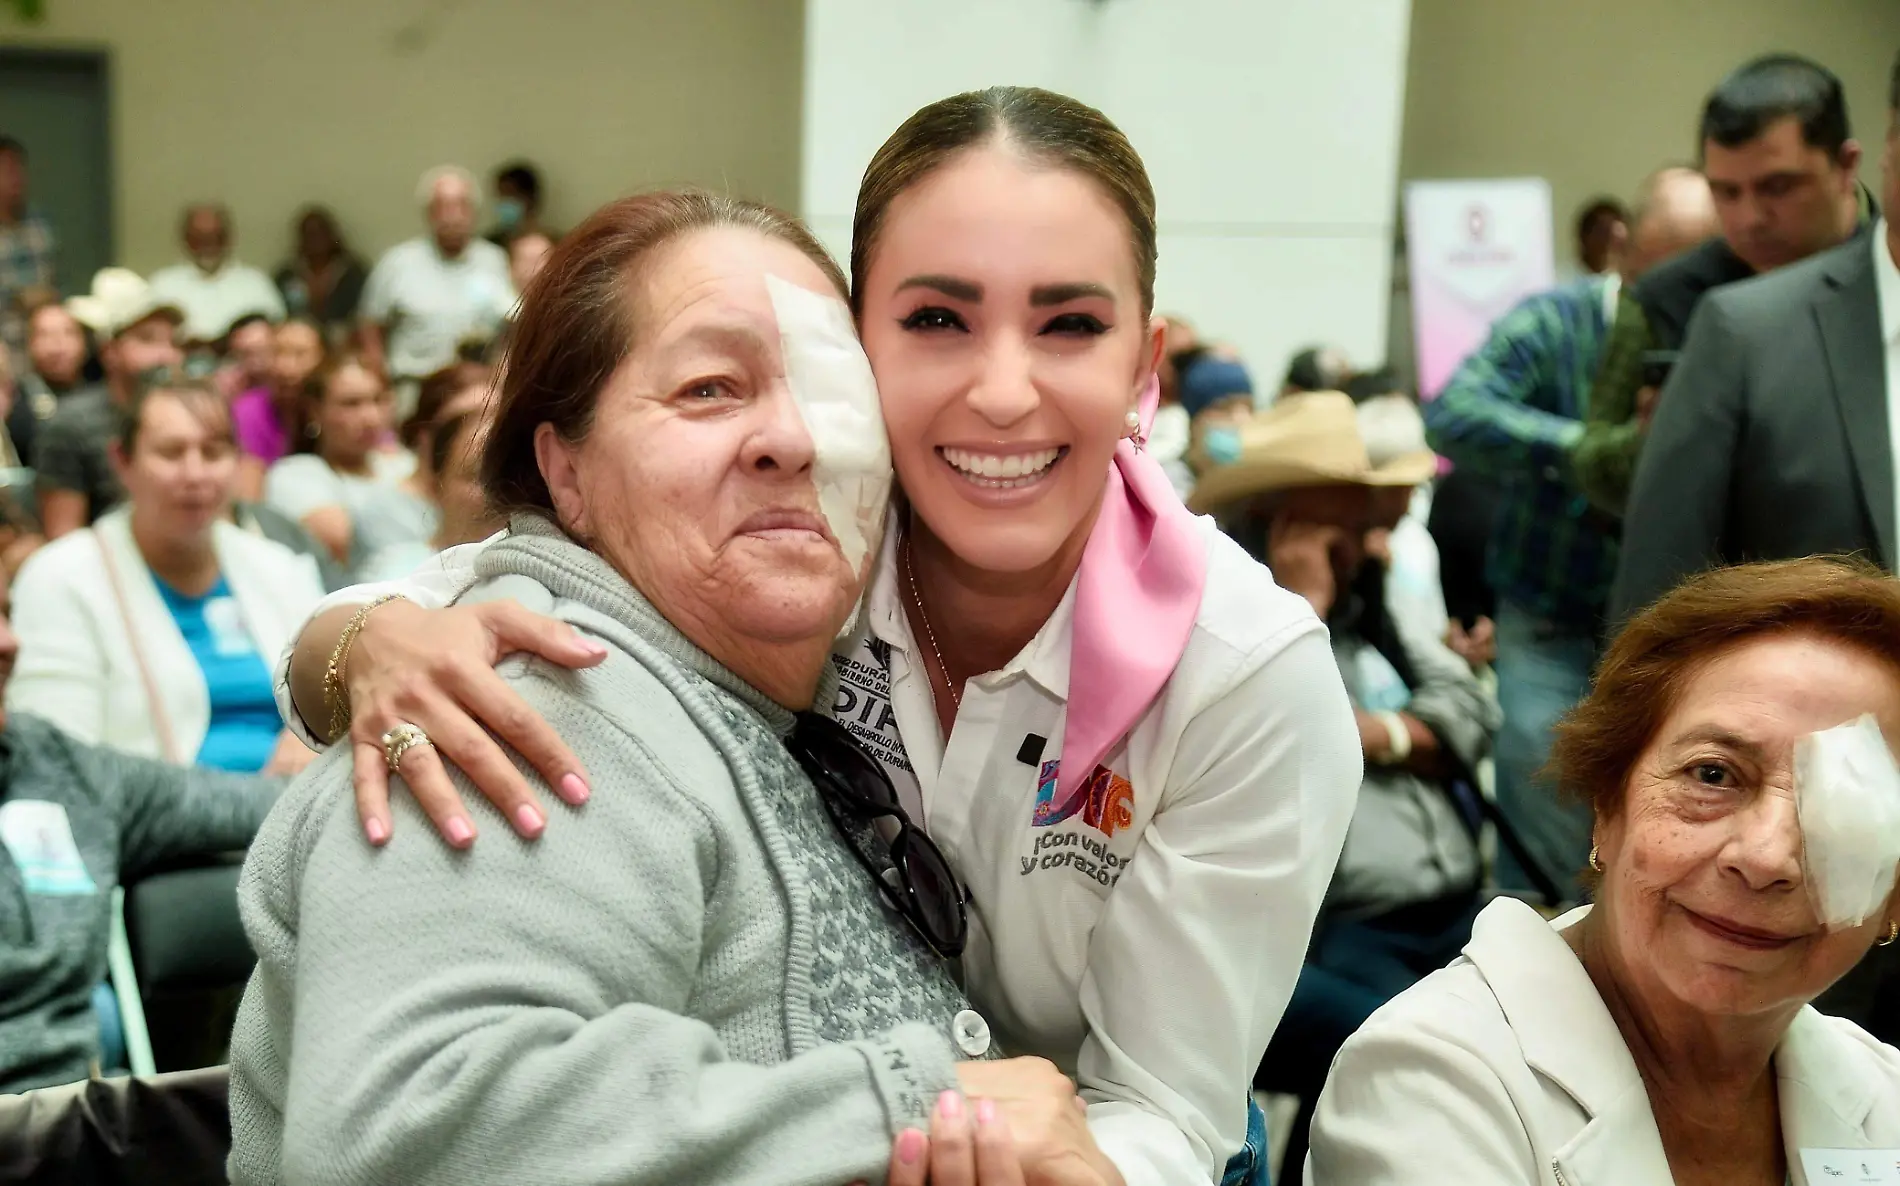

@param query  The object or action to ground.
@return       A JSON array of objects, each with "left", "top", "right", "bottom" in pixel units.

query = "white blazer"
[
  {"left": 9, "top": 506, "right": 323, "bottom": 762},
  {"left": 1308, "top": 897, "right": 1900, "bottom": 1185}
]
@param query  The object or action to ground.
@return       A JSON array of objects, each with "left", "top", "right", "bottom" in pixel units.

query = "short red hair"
[{"left": 1550, "top": 556, "right": 1900, "bottom": 823}]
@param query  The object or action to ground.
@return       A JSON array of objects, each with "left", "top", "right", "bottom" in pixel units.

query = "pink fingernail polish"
[
  {"left": 976, "top": 1098, "right": 996, "bottom": 1125},
  {"left": 365, "top": 817, "right": 389, "bottom": 845},
  {"left": 446, "top": 817, "right": 475, "bottom": 847},
  {"left": 559, "top": 773, "right": 591, "bottom": 804},
  {"left": 938, "top": 1090, "right": 962, "bottom": 1120},
  {"left": 897, "top": 1129, "right": 926, "bottom": 1164},
  {"left": 515, "top": 804, "right": 545, "bottom": 836}
]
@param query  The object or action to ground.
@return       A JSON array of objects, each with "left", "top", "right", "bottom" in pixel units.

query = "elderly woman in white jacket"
[
  {"left": 1309, "top": 556, "right": 1900, "bottom": 1186},
  {"left": 9, "top": 374, "right": 322, "bottom": 772}
]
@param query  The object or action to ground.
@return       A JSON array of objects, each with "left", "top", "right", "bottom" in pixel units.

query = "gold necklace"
[{"left": 903, "top": 535, "right": 961, "bottom": 707}]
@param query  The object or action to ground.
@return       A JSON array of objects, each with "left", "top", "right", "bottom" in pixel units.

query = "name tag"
[
  {"left": 1800, "top": 1149, "right": 1900, "bottom": 1184},
  {"left": 203, "top": 596, "right": 257, "bottom": 658},
  {"left": 0, "top": 800, "right": 97, "bottom": 896}
]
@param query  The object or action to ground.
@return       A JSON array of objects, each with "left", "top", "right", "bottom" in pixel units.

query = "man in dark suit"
[
  {"left": 1611, "top": 50, "right": 1900, "bottom": 1043},
  {"left": 1575, "top": 54, "right": 1873, "bottom": 516}
]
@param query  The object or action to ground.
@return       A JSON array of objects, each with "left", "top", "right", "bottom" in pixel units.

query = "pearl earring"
[{"left": 1124, "top": 409, "right": 1141, "bottom": 436}]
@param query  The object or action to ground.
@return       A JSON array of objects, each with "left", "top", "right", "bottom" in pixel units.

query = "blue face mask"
[
  {"left": 1203, "top": 425, "right": 1243, "bottom": 466},
  {"left": 494, "top": 197, "right": 526, "bottom": 230}
]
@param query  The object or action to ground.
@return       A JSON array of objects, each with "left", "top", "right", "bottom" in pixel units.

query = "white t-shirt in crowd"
[
  {"left": 264, "top": 450, "right": 437, "bottom": 581},
  {"left": 361, "top": 237, "right": 515, "bottom": 380},
  {"left": 148, "top": 260, "right": 287, "bottom": 341},
  {"left": 273, "top": 518, "right": 1364, "bottom": 1186}
]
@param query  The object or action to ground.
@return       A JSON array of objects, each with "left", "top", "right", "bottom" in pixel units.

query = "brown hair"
[
  {"left": 1550, "top": 557, "right": 1900, "bottom": 827},
  {"left": 116, "top": 369, "right": 232, "bottom": 456},
  {"left": 403, "top": 360, "right": 491, "bottom": 452},
  {"left": 482, "top": 189, "right": 846, "bottom": 518},
  {"left": 291, "top": 350, "right": 382, "bottom": 456},
  {"left": 850, "top": 86, "right": 1158, "bottom": 316}
]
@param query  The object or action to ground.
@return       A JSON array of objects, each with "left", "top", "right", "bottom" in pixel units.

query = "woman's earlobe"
[{"left": 533, "top": 424, "right": 589, "bottom": 538}]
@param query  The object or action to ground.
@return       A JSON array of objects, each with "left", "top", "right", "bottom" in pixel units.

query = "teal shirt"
[{"left": 153, "top": 576, "right": 280, "bottom": 772}]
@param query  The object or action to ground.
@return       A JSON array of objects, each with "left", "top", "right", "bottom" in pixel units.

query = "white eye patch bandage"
[
  {"left": 764, "top": 274, "right": 891, "bottom": 578},
  {"left": 1793, "top": 714, "right": 1900, "bottom": 931}
]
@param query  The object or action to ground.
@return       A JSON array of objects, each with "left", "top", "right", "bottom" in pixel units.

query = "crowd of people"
[{"left": 0, "top": 44, "right": 1894, "bottom": 1186}]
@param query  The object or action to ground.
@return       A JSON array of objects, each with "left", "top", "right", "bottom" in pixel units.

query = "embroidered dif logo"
[{"left": 1032, "top": 760, "right": 1134, "bottom": 837}]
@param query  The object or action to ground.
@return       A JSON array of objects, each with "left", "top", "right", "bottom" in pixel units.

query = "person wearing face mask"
[
  {"left": 8, "top": 373, "right": 320, "bottom": 773},
  {"left": 486, "top": 161, "right": 548, "bottom": 246},
  {"left": 272, "top": 87, "right": 1361, "bottom": 1186},
  {"left": 1309, "top": 556, "right": 1900, "bottom": 1186},
  {"left": 1177, "top": 353, "right": 1257, "bottom": 478},
  {"left": 149, "top": 205, "right": 287, "bottom": 348},
  {"left": 361, "top": 167, "right": 516, "bottom": 417},
  {"left": 265, "top": 353, "right": 434, "bottom": 581}
]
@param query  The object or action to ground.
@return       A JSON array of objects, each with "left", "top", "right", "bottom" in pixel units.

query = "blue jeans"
[
  {"left": 1219, "top": 1094, "right": 1271, "bottom": 1186},
  {"left": 93, "top": 981, "right": 126, "bottom": 1073},
  {"left": 1492, "top": 601, "right": 1597, "bottom": 898}
]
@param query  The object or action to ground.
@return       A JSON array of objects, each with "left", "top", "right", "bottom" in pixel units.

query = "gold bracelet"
[{"left": 323, "top": 593, "right": 406, "bottom": 744}]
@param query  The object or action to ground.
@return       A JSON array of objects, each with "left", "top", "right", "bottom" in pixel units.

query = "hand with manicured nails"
[
  {"left": 344, "top": 598, "right": 606, "bottom": 847},
  {"left": 881, "top": 1091, "right": 1029, "bottom": 1186},
  {"left": 952, "top": 1060, "right": 1124, "bottom": 1186}
]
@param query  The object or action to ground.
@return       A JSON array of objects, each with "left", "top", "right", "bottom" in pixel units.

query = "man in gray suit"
[
  {"left": 1612, "top": 57, "right": 1897, "bottom": 622},
  {"left": 1611, "top": 50, "right": 1900, "bottom": 1043}
]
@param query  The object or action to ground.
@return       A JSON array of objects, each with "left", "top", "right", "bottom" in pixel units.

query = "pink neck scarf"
[{"left": 1055, "top": 374, "right": 1210, "bottom": 807}]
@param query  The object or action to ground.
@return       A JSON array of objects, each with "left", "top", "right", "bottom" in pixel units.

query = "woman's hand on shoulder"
[{"left": 347, "top": 597, "right": 608, "bottom": 849}]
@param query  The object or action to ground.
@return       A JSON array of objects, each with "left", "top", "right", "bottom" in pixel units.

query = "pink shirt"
[{"left": 231, "top": 388, "right": 289, "bottom": 464}]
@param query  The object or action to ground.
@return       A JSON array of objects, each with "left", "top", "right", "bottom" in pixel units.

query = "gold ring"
[{"left": 381, "top": 722, "right": 432, "bottom": 773}]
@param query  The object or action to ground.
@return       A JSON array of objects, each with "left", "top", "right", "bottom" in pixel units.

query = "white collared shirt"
[
  {"left": 1309, "top": 898, "right": 1900, "bottom": 1185},
  {"left": 277, "top": 520, "right": 1363, "bottom": 1186},
  {"left": 1870, "top": 219, "right": 1900, "bottom": 540},
  {"left": 148, "top": 260, "right": 287, "bottom": 341}
]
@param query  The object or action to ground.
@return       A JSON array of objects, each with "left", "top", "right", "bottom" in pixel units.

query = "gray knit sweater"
[{"left": 226, "top": 520, "right": 975, "bottom": 1186}]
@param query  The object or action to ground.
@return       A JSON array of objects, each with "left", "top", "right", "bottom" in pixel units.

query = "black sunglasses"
[{"left": 788, "top": 712, "right": 968, "bottom": 958}]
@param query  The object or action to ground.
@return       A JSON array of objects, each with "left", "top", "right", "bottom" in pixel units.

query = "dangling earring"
[
  {"left": 1880, "top": 919, "right": 1899, "bottom": 947},
  {"left": 1588, "top": 844, "right": 1603, "bottom": 873},
  {"left": 1124, "top": 409, "right": 1141, "bottom": 436}
]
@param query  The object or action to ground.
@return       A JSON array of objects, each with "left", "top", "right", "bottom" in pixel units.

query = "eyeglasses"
[{"left": 788, "top": 712, "right": 968, "bottom": 958}]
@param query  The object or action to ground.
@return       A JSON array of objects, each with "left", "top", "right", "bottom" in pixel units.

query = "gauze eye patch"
[
  {"left": 1793, "top": 714, "right": 1900, "bottom": 931},
  {"left": 764, "top": 273, "right": 891, "bottom": 580}
]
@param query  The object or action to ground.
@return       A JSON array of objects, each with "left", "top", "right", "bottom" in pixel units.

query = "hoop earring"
[
  {"left": 1588, "top": 844, "right": 1603, "bottom": 873},
  {"left": 1880, "top": 919, "right": 1899, "bottom": 948}
]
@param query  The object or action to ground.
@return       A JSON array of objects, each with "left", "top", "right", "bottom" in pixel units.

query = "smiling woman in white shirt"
[
  {"left": 275, "top": 87, "right": 1361, "bottom": 1186},
  {"left": 1308, "top": 557, "right": 1900, "bottom": 1186},
  {"left": 8, "top": 373, "right": 322, "bottom": 773}
]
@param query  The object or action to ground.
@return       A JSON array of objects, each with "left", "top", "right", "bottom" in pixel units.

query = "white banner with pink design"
[{"left": 1405, "top": 178, "right": 1555, "bottom": 399}]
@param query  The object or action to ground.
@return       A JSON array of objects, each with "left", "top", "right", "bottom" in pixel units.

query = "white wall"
[
  {"left": 802, "top": 0, "right": 1414, "bottom": 393},
  {"left": 5, "top": 0, "right": 804, "bottom": 273},
  {"left": 1403, "top": 0, "right": 1900, "bottom": 274}
]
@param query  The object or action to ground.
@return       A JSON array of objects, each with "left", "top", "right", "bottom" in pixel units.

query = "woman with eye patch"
[
  {"left": 1308, "top": 557, "right": 1900, "bottom": 1186},
  {"left": 276, "top": 87, "right": 1361, "bottom": 1186}
]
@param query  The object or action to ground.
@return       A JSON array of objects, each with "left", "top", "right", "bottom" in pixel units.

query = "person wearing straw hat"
[
  {"left": 1194, "top": 390, "right": 1498, "bottom": 1184},
  {"left": 36, "top": 269, "right": 185, "bottom": 539}
]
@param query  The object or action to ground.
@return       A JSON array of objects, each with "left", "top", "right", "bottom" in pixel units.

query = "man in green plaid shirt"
[
  {"left": 1422, "top": 168, "right": 1715, "bottom": 897},
  {"left": 0, "top": 138, "right": 57, "bottom": 359}
]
